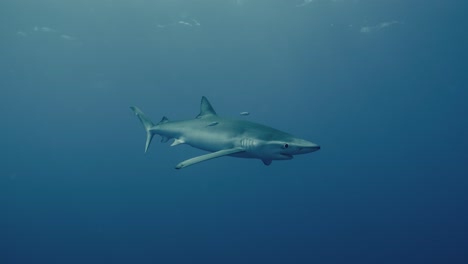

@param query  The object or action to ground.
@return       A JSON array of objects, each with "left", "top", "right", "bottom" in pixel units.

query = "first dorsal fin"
[{"left": 196, "top": 96, "right": 217, "bottom": 118}]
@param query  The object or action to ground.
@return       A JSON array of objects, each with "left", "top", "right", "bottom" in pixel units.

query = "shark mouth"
[{"left": 280, "top": 153, "right": 294, "bottom": 159}]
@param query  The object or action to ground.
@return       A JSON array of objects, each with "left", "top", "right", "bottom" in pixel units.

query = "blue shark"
[{"left": 130, "top": 96, "right": 320, "bottom": 169}]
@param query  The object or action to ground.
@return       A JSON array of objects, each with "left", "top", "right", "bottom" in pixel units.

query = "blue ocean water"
[{"left": 1, "top": 0, "right": 467, "bottom": 263}]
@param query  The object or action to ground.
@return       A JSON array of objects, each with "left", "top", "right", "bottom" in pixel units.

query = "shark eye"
[{"left": 283, "top": 143, "right": 289, "bottom": 149}]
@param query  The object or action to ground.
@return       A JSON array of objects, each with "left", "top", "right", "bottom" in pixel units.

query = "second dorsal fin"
[{"left": 158, "top": 116, "right": 169, "bottom": 125}]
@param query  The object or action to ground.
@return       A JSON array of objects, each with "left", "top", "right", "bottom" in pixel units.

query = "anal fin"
[{"left": 175, "top": 147, "right": 244, "bottom": 169}]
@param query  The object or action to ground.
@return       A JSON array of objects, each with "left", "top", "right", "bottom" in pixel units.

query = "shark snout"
[
  {"left": 296, "top": 141, "right": 320, "bottom": 154},
  {"left": 311, "top": 144, "right": 320, "bottom": 151}
]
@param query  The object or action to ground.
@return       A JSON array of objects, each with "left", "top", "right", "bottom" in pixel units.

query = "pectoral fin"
[{"left": 175, "top": 147, "right": 244, "bottom": 169}]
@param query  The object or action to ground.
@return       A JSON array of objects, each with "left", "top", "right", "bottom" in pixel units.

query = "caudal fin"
[{"left": 130, "top": 106, "right": 155, "bottom": 153}]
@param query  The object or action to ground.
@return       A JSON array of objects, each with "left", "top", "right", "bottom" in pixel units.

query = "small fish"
[
  {"left": 240, "top": 112, "right": 250, "bottom": 116},
  {"left": 60, "top": 34, "right": 75, "bottom": 40},
  {"left": 192, "top": 19, "right": 201, "bottom": 26},
  {"left": 380, "top": 21, "right": 399, "bottom": 28},
  {"left": 40, "top": 27, "right": 55, "bottom": 32},
  {"left": 16, "top": 31, "right": 27, "bottom": 37},
  {"left": 178, "top": 21, "right": 193, "bottom": 27},
  {"left": 296, "top": 0, "right": 314, "bottom": 7},
  {"left": 206, "top": 121, "right": 219, "bottom": 127}
]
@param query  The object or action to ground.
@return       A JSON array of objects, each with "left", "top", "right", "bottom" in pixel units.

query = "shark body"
[{"left": 130, "top": 96, "right": 320, "bottom": 169}]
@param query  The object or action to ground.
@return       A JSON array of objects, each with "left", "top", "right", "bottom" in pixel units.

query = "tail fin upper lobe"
[{"left": 130, "top": 106, "right": 155, "bottom": 153}]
